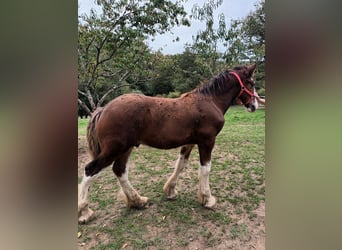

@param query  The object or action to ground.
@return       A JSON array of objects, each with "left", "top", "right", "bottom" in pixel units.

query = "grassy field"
[{"left": 78, "top": 106, "right": 265, "bottom": 249}]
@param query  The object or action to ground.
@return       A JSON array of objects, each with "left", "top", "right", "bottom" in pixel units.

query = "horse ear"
[{"left": 248, "top": 64, "right": 256, "bottom": 75}]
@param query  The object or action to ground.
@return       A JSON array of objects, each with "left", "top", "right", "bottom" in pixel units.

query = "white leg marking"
[
  {"left": 170, "top": 154, "right": 187, "bottom": 184},
  {"left": 199, "top": 162, "right": 211, "bottom": 196},
  {"left": 78, "top": 173, "right": 93, "bottom": 209},
  {"left": 163, "top": 153, "right": 188, "bottom": 199},
  {"left": 78, "top": 172, "right": 99, "bottom": 223},
  {"left": 198, "top": 162, "right": 216, "bottom": 208},
  {"left": 117, "top": 164, "right": 148, "bottom": 207},
  {"left": 118, "top": 165, "right": 133, "bottom": 197}
]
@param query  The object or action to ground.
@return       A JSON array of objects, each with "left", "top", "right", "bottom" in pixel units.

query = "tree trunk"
[{"left": 78, "top": 99, "right": 92, "bottom": 116}]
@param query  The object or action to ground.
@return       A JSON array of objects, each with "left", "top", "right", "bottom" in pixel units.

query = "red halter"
[{"left": 229, "top": 71, "right": 255, "bottom": 99}]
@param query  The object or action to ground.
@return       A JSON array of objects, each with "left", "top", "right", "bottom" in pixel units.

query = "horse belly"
[
  {"left": 141, "top": 136, "right": 191, "bottom": 149},
  {"left": 139, "top": 122, "right": 193, "bottom": 149}
]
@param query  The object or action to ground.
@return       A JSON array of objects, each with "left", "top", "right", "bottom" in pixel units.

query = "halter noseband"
[{"left": 229, "top": 71, "right": 255, "bottom": 99}]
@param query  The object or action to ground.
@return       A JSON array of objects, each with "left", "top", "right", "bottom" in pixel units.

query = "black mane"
[
  {"left": 193, "top": 66, "right": 247, "bottom": 96},
  {"left": 194, "top": 70, "right": 231, "bottom": 96}
]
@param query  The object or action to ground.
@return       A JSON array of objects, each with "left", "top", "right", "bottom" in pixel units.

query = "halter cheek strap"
[{"left": 229, "top": 71, "right": 255, "bottom": 98}]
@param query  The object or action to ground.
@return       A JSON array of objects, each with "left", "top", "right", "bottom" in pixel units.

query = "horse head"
[{"left": 231, "top": 64, "right": 259, "bottom": 113}]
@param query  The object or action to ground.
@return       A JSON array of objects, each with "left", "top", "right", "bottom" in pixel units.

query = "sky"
[{"left": 78, "top": 0, "right": 260, "bottom": 54}]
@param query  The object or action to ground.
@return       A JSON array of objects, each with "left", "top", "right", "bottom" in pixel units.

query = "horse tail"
[{"left": 86, "top": 107, "right": 104, "bottom": 160}]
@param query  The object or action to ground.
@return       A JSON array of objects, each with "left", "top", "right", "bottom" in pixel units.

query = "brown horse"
[{"left": 78, "top": 64, "right": 258, "bottom": 223}]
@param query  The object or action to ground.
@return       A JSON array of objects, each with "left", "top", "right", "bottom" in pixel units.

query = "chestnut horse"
[{"left": 78, "top": 64, "right": 259, "bottom": 223}]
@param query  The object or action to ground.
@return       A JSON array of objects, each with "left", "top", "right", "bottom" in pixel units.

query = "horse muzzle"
[{"left": 246, "top": 103, "right": 256, "bottom": 113}]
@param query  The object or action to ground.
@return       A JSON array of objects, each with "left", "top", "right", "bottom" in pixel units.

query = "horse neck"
[{"left": 211, "top": 84, "right": 240, "bottom": 114}]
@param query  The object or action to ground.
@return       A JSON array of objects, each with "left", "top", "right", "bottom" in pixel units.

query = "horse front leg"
[
  {"left": 163, "top": 144, "right": 194, "bottom": 199},
  {"left": 197, "top": 142, "right": 216, "bottom": 208},
  {"left": 113, "top": 148, "right": 149, "bottom": 208}
]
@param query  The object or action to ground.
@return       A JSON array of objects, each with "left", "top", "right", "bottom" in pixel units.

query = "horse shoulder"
[{"left": 191, "top": 98, "right": 225, "bottom": 137}]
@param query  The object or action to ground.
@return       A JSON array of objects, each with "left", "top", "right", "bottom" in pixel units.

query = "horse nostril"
[{"left": 245, "top": 103, "right": 256, "bottom": 112}]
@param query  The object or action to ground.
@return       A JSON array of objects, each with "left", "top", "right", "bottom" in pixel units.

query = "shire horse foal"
[{"left": 78, "top": 64, "right": 259, "bottom": 223}]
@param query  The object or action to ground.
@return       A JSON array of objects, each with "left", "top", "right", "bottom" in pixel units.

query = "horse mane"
[
  {"left": 193, "top": 70, "right": 230, "bottom": 96},
  {"left": 193, "top": 66, "right": 247, "bottom": 96}
]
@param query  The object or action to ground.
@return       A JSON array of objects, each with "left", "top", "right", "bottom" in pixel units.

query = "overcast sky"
[{"left": 78, "top": 0, "right": 260, "bottom": 54}]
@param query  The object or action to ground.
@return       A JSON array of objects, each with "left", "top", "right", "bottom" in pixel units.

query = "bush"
[{"left": 167, "top": 91, "right": 181, "bottom": 98}]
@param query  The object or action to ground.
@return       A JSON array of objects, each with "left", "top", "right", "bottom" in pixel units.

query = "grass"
[
  {"left": 78, "top": 105, "right": 265, "bottom": 249},
  {"left": 78, "top": 118, "right": 89, "bottom": 136}
]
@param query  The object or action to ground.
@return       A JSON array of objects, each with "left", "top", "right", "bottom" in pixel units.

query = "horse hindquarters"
[{"left": 79, "top": 108, "right": 118, "bottom": 223}]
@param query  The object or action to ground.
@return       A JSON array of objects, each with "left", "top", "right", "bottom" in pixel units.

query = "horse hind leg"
[
  {"left": 78, "top": 154, "right": 115, "bottom": 224},
  {"left": 163, "top": 144, "right": 194, "bottom": 199},
  {"left": 113, "top": 148, "right": 149, "bottom": 208},
  {"left": 78, "top": 173, "right": 97, "bottom": 224}
]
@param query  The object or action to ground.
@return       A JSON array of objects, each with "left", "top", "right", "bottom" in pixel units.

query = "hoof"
[
  {"left": 163, "top": 184, "right": 178, "bottom": 200},
  {"left": 198, "top": 192, "right": 217, "bottom": 209},
  {"left": 138, "top": 196, "right": 149, "bottom": 208},
  {"left": 122, "top": 193, "right": 149, "bottom": 209},
  {"left": 128, "top": 196, "right": 149, "bottom": 209},
  {"left": 166, "top": 192, "right": 178, "bottom": 200},
  {"left": 204, "top": 195, "right": 216, "bottom": 209},
  {"left": 118, "top": 189, "right": 149, "bottom": 208},
  {"left": 78, "top": 206, "right": 95, "bottom": 224}
]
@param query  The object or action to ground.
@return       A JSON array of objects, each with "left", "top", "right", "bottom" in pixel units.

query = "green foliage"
[
  {"left": 223, "top": 1, "right": 265, "bottom": 64},
  {"left": 185, "top": 0, "right": 266, "bottom": 97},
  {"left": 95, "top": 0, "right": 189, "bottom": 36},
  {"left": 78, "top": 0, "right": 190, "bottom": 113},
  {"left": 78, "top": 118, "right": 89, "bottom": 137},
  {"left": 141, "top": 49, "right": 214, "bottom": 96},
  {"left": 167, "top": 91, "right": 181, "bottom": 98},
  {"left": 149, "top": 54, "right": 175, "bottom": 95},
  {"left": 190, "top": 0, "right": 226, "bottom": 75},
  {"left": 172, "top": 48, "right": 212, "bottom": 93},
  {"left": 78, "top": 0, "right": 265, "bottom": 113},
  {"left": 223, "top": 1, "right": 265, "bottom": 93}
]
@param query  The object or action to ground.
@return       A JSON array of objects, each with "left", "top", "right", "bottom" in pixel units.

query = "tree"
[
  {"left": 78, "top": 0, "right": 190, "bottom": 115},
  {"left": 240, "top": 0, "right": 265, "bottom": 95},
  {"left": 149, "top": 53, "right": 175, "bottom": 95},
  {"left": 190, "top": 0, "right": 226, "bottom": 75},
  {"left": 172, "top": 47, "right": 212, "bottom": 93},
  {"left": 223, "top": 0, "right": 265, "bottom": 94}
]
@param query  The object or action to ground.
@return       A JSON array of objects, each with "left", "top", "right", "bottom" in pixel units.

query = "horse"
[{"left": 78, "top": 64, "right": 259, "bottom": 223}]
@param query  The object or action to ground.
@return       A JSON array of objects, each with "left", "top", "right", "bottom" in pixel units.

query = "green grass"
[
  {"left": 78, "top": 118, "right": 89, "bottom": 136},
  {"left": 78, "top": 105, "right": 265, "bottom": 249}
]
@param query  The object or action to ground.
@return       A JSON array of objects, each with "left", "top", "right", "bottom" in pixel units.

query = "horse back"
[{"left": 96, "top": 93, "right": 225, "bottom": 149}]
